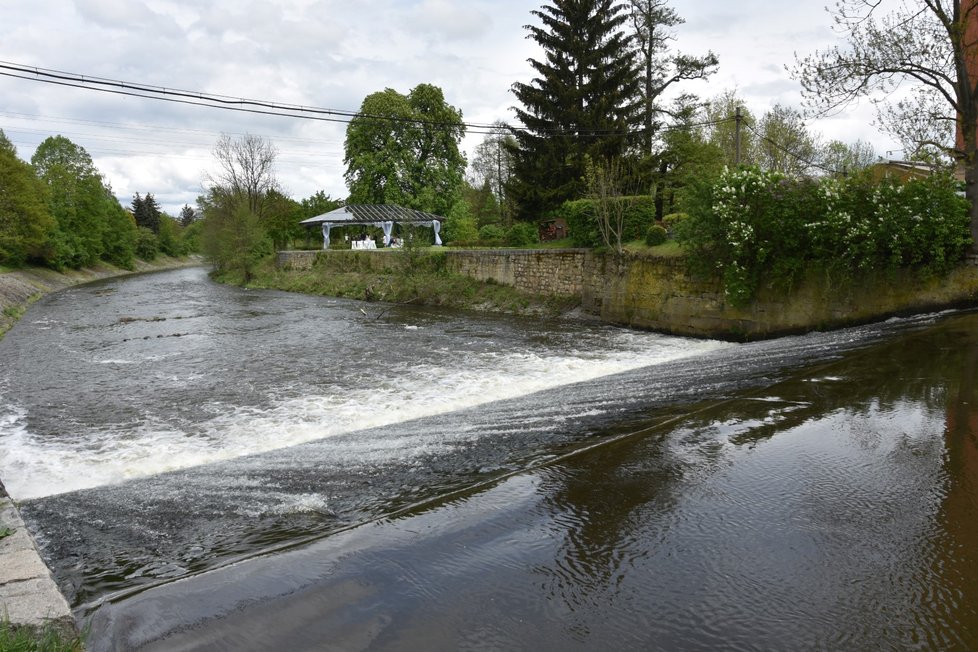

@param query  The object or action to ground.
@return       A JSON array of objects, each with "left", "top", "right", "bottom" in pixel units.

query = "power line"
[
  {"left": 743, "top": 122, "right": 845, "bottom": 176},
  {"left": 0, "top": 60, "right": 736, "bottom": 139}
]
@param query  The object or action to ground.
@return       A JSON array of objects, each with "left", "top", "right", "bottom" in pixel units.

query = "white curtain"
[
  {"left": 432, "top": 220, "right": 442, "bottom": 246},
  {"left": 321, "top": 223, "right": 332, "bottom": 250},
  {"left": 381, "top": 221, "right": 394, "bottom": 246}
]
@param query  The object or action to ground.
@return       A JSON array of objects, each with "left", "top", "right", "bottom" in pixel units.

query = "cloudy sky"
[{"left": 1, "top": 0, "right": 897, "bottom": 215}]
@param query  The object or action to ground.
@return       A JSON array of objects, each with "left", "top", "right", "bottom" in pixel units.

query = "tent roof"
[{"left": 300, "top": 204, "right": 444, "bottom": 225}]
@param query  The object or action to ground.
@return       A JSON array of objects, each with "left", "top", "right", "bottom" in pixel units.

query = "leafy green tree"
[
  {"left": 468, "top": 122, "right": 516, "bottom": 220},
  {"left": 261, "top": 189, "right": 301, "bottom": 250},
  {"left": 508, "top": 0, "right": 642, "bottom": 219},
  {"left": 444, "top": 200, "right": 480, "bottom": 244},
  {"left": 701, "top": 90, "right": 757, "bottom": 168},
  {"left": 819, "top": 140, "right": 878, "bottom": 177},
  {"left": 0, "top": 130, "right": 56, "bottom": 266},
  {"left": 461, "top": 180, "right": 502, "bottom": 227},
  {"left": 793, "top": 0, "right": 978, "bottom": 251},
  {"left": 200, "top": 134, "right": 279, "bottom": 278},
  {"left": 31, "top": 136, "right": 135, "bottom": 268},
  {"left": 756, "top": 104, "right": 821, "bottom": 177},
  {"left": 99, "top": 187, "right": 137, "bottom": 268},
  {"left": 299, "top": 190, "right": 343, "bottom": 219},
  {"left": 199, "top": 188, "right": 270, "bottom": 281},
  {"left": 344, "top": 84, "right": 465, "bottom": 217},
  {"left": 156, "top": 214, "right": 184, "bottom": 257}
]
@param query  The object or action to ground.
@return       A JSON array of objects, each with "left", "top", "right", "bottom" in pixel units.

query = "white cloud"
[{"left": 0, "top": 1, "right": 898, "bottom": 215}]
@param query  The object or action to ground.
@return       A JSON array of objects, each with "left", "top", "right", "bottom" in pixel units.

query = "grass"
[{"left": 0, "top": 619, "right": 85, "bottom": 652}]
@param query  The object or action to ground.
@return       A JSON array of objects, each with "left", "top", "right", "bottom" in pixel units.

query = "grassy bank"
[
  {"left": 0, "top": 619, "right": 85, "bottom": 652},
  {"left": 221, "top": 252, "right": 581, "bottom": 317}
]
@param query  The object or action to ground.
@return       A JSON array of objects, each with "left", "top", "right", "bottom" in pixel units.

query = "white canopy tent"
[{"left": 299, "top": 204, "right": 443, "bottom": 249}]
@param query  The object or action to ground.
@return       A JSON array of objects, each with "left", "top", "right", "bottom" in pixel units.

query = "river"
[{"left": 1, "top": 267, "right": 976, "bottom": 650}]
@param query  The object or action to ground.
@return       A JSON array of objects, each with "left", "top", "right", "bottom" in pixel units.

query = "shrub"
[
  {"left": 663, "top": 212, "right": 688, "bottom": 232},
  {"left": 677, "top": 166, "right": 970, "bottom": 306},
  {"left": 135, "top": 227, "right": 159, "bottom": 261},
  {"left": 505, "top": 222, "right": 539, "bottom": 247},
  {"left": 645, "top": 224, "right": 668, "bottom": 247},
  {"left": 478, "top": 223, "right": 506, "bottom": 246}
]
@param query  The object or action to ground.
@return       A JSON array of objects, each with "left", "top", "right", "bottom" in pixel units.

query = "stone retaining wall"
[{"left": 277, "top": 249, "right": 978, "bottom": 340}]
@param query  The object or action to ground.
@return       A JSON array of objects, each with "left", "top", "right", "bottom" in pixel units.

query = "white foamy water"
[{"left": 0, "top": 333, "right": 730, "bottom": 500}]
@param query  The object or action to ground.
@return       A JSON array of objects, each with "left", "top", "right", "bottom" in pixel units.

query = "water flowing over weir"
[{"left": 4, "top": 268, "right": 978, "bottom": 649}]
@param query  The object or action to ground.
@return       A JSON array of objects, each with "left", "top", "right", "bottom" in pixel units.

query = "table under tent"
[{"left": 299, "top": 204, "right": 444, "bottom": 249}]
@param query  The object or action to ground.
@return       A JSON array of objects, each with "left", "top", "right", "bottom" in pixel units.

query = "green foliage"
[
  {"left": 677, "top": 166, "right": 971, "bottom": 306},
  {"left": 444, "top": 200, "right": 480, "bottom": 244},
  {"left": 344, "top": 84, "right": 465, "bottom": 216},
  {"left": 201, "top": 192, "right": 272, "bottom": 282},
  {"left": 663, "top": 213, "right": 688, "bottom": 231},
  {"left": 645, "top": 224, "right": 668, "bottom": 246},
  {"left": 180, "top": 219, "right": 203, "bottom": 253},
  {"left": 99, "top": 200, "right": 137, "bottom": 269},
  {"left": 260, "top": 189, "right": 301, "bottom": 250},
  {"left": 0, "top": 131, "right": 56, "bottom": 266},
  {"left": 156, "top": 215, "right": 184, "bottom": 257},
  {"left": 508, "top": 0, "right": 641, "bottom": 218},
  {"left": 31, "top": 136, "right": 138, "bottom": 270},
  {"left": 0, "top": 618, "right": 85, "bottom": 652},
  {"left": 556, "top": 196, "right": 657, "bottom": 248},
  {"left": 504, "top": 222, "right": 539, "bottom": 247},
  {"left": 130, "top": 193, "right": 162, "bottom": 232},
  {"left": 478, "top": 223, "right": 506, "bottom": 245},
  {"left": 135, "top": 227, "right": 159, "bottom": 261}
]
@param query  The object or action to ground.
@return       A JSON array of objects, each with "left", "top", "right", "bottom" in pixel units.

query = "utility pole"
[{"left": 735, "top": 106, "right": 742, "bottom": 166}]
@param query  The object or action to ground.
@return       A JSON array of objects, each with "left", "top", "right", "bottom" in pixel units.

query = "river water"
[{"left": 1, "top": 267, "right": 977, "bottom": 650}]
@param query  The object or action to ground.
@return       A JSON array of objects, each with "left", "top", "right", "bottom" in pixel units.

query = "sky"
[{"left": 0, "top": 0, "right": 900, "bottom": 216}]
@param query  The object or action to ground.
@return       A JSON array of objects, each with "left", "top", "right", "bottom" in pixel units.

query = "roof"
[{"left": 300, "top": 204, "right": 445, "bottom": 225}]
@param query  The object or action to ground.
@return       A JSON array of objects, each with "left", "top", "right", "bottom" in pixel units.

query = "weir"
[{"left": 3, "top": 267, "right": 978, "bottom": 648}]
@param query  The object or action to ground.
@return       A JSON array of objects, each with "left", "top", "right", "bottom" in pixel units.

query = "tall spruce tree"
[{"left": 509, "top": 0, "right": 641, "bottom": 219}]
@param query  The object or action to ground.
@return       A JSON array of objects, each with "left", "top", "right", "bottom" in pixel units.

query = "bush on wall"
[{"left": 676, "top": 166, "right": 971, "bottom": 306}]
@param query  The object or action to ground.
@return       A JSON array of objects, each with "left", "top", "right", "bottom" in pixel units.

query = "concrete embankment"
[
  {"left": 0, "top": 256, "right": 204, "bottom": 340},
  {"left": 0, "top": 256, "right": 204, "bottom": 637},
  {"left": 0, "top": 481, "right": 74, "bottom": 635}
]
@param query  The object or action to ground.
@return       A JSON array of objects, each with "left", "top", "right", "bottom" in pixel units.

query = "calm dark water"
[{"left": 2, "top": 268, "right": 977, "bottom": 650}]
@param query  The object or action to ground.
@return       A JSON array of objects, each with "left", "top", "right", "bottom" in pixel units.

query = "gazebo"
[{"left": 299, "top": 204, "right": 444, "bottom": 249}]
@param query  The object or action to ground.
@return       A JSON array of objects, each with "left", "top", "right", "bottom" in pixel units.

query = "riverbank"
[
  {"left": 0, "top": 255, "right": 203, "bottom": 643},
  {"left": 238, "top": 253, "right": 581, "bottom": 317},
  {"left": 0, "top": 255, "right": 205, "bottom": 341},
  {"left": 274, "top": 249, "right": 978, "bottom": 341}
]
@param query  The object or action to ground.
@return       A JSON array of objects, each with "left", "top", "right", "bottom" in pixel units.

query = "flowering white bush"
[{"left": 677, "top": 166, "right": 970, "bottom": 306}]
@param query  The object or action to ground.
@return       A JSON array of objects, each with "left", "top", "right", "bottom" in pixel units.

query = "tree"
[
  {"left": 819, "top": 139, "right": 878, "bottom": 176},
  {"left": 756, "top": 104, "right": 821, "bottom": 177},
  {"left": 31, "top": 136, "right": 135, "bottom": 268},
  {"left": 793, "top": 0, "right": 978, "bottom": 251},
  {"left": 198, "top": 187, "right": 270, "bottom": 281},
  {"left": 468, "top": 122, "right": 516, "bottom": 220},
  {"left": 200, "top": 133, "right": 279, "bottom": 279},
  {"left": 0, "top": 129, "right": 56, "bottom": 266},
  {"left": 179, "top": 204, "right": 197, "bottom": 227},
  {"left": 585, "top": 157, "right": 638, "bottom": 258},
  {"left": 206, "top": 133, "right": 279, "bottom": 218},
  {"left": 628, "top": 0, "right": 718, "bottom": 156},
  {"left": 131, "top": 192, "right": 162, "bottom": 232},
  {"left": 701, "top": 90, "right": 757, "bottom": 168},
  {"left": 508, "top": 0, "right": 642, "bottom": 219},
  {"left": 344, "top": 84, "right": 466, "bottom": 217}
]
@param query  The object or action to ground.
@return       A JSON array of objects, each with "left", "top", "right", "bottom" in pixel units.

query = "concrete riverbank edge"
[
  {"left": 0, "top": 256, "right": 204, "bottom": 341},
  {"left": 0, "top": 256, "right": 203, "bottom": 638}
]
